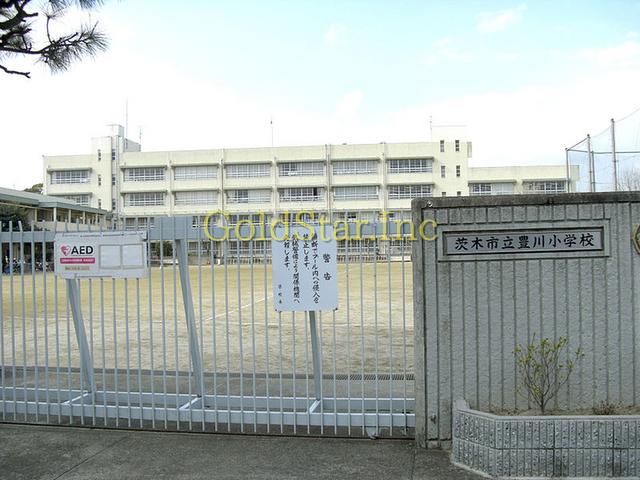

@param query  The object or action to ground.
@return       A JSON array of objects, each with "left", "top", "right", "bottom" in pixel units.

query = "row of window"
[
  {"left": 49, "top": 158, "right": 454, "bottom": 186},
  {"left": 122, "top": 181, "right": 568, "bottom": 208},
  {"left": 61, "top": 194, "right": 90, "bottom": 206},
  {"left": 121, "top": 184, "right": 437, "bottom": 207},
  {"left": 126, "top": 211, "right": 416, "bottom": 232},
  {"left": 469, "top": 181, "right": 566, "bottom": 196},
  {"left": 51, "top": 170, "right": 90, "bottom": 184}
]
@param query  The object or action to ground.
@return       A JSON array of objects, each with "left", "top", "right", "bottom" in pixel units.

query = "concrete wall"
[
  {"left": 453, "top": 399, "right": 640, "bottom": 477},
  {"left": 412, "top": 192, "right": 640, "bottom": 447}
]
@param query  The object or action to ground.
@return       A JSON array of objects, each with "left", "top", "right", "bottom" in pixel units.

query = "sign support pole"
[
  {"left": 309, "top": 311, "right": 322, "bottom": 401},
  {"left": 175, "top": 238, "right": 205, "bottom": 398},
  {"left": 66, "top": 278, "right": 96, "bottom": 393}
]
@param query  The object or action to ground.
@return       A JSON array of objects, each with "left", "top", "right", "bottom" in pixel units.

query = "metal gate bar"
[{"left": 0, "top": 219, "right": 414, "bottom": 437}]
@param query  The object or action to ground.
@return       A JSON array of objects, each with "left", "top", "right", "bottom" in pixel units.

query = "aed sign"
[
  {"left": 55, "top": 231, "right": 148, "bottom": 279},
  {"left": 271, "top": 225, "right": 338, "bottom": 312}
]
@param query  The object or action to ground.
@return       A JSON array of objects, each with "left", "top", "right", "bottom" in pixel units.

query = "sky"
[{"left": 2, "top": 0, "right": 640, "bottom": 189}]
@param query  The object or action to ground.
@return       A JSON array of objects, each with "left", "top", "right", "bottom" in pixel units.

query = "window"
[
  {"left": 98, "top": 199, "right": 102, "bottom": 209},
  {"left": 227, "top": 213, "right": 269, "bottom": 225},
  {"left": 97, "top": 149, "right": 101, "bottom": 161},
  {"left": 455, "top": 140, "right": 460, "bottom": 152},
  {"left": 124, "top": 192, "right": 165, "bottom": 206},
  {"left": 111, "top": 149, "right": 116, "bottom": 161},
  {"left": 439, "top": 140, "right": 445, "bottom": 153},
  {"left": 98, "top": 174, "right": 102, "bottom": 186},
  {"left": 469, "top": 183, "right": 514, "bottom": 196},
  {"left": 457, "top": 191, "right": 462, "bottom": 196},
  {"left": 440, "top": 165, "right": 446, "bottom": 178},
  {"left": 125, "top": 217, "right": 155, "bottom": 230},
  {"left": 279, "top": 187, "right": 323, "bottom": 202},
  {"left": 388, "top": 184, "right": 433, "bottom": 199},
  {"left": 279, "top": 162, "right": 324, "bottom": 176},
  {"left": 387, "top": 158, "right": 433, "bottom": 174},
  {"left": 174, "top": 190, "right": 218, "bottom": 206},
  {"left": 111, "top": 174, "right": 116, "bottom": 186},
  {"left": 523, "top": 181, "right": 566, "bottom": 194},
  {"left": 333, "top": 211, "right": 377, "bottom": 222},
  {"left": 332, "top": 160, "right": 377, "bottom": 175},
  {"left": 61, "top": 194, "right": 89, "bottom": 206},
  {"left": 123, "top": 167, "right": 165, "bottom": 182},
  {"left": 174, "top": 165, "right": 217, "bottom": 180},
  {"left": 51, "top": 170, "right": 89, "bottom": 184},
  {"left": 112, "top": 199, "right": 116, "bottom": 210},
  {"left": 333, "top": 186, "right": 378, "bottom": 201},
  {"left": 225, "top": 163, "right": 270, "bottom": 178},
  {"left": 470, "top": 183, "right": 492, "bottom": 196},
  {"left": 441, "top": 192, "right": 447, "bottom": 197},
  {"left": 226, "top": 189, "right": 271, "bottom": 204},
  {"left": 456, "top": 165, "right": 461, "bottom": 177}
]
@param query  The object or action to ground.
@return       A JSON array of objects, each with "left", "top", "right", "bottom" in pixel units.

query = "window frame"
[
  {"left": 387, "top": 158, "right": 433, "bottom": 174},
  {"left": 225, "top": 163, "right": 271, "bottom": 178},
  {"left": 50, "top": 170, "right": 90, "bottom": 184},
  {"left": 332, "top": 159, "right": 378, "bottom": 175},
  {"left": 333, "top": 185, "right": 379, "bottom": 201},
  {"left": 278, "top": 162, "right": 325, "bottom": 177},
  {"left": 174, "top": 190, "right": 218, "bottom": 206},
  {"left": 124, "top": 192, "right": 165, "bottom": 207},
  {"left": 123, "top": 167, "right": 165, "bottom": 182},
  {"left": 279, "top": 187, "right": 324, "bottom": 202},
  {"left": 388, "top": 184, "right": 433, "bottom": 199},
  {"left": 174, "top": 165, "right": 217, "bottom": 181}
]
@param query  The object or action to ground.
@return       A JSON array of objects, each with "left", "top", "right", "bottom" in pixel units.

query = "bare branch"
[{"left": 0, "top": 61, "right": 29, "bottom": 76}]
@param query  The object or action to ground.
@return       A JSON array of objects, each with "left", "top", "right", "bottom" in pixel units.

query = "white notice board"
[
  {"left": 271, "top": 225, "right": 338, "bottom": 312},
  {"left": 54, "top": 231, "right": 148, "bottom": 279}
]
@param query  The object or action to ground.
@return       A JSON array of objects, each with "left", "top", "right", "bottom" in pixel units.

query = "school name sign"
[{"left": 444, "top": 228, "right": 604, "bottom": 255}]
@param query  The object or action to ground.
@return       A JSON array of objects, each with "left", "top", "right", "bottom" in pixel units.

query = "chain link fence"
[{"left": 567, "top": 107, "right": 640, "bottom": 192}]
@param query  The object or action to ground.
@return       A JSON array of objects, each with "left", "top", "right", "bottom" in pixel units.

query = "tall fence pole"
[
  {"left": 67, "top": 278, "right": 97, "bottom": 393},
  {"left": 611, "top": 118, "right": 619, "bottom": 191},
  {"left": 175, "top": 236, "right": 205, "bottom": 398},
  {"left": 587, "top": 134, "right": 595, "bottom": 192},
  {"left": 565, "top": 148, "right": 571, "bottom": 192}
]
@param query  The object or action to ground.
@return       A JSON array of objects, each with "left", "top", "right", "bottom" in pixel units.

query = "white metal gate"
[{"left": 0, "top": 217, "right": 414, "bottom": 437}]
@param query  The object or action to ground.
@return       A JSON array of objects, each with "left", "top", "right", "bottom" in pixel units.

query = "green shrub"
[{"left": 514, "top": 335, "right": 584, "bottom": 414}]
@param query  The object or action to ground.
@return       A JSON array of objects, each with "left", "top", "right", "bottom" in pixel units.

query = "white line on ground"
[{"left": 204, "top": 295, "right": 270, "bottom": 321}]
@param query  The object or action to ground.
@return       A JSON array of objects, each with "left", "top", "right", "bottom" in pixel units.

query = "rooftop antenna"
[
  {"left": 429, "top": 115, "right": 433, "bottom": 140},
  {"left": 124, "top": 98, "right": 129, "bottom": 149},
  {"left": 138, "top": 126, "right": 142, "bottom": 150},
  {"left": 270, "top": 116, "right": 274, "bottom": 148}
]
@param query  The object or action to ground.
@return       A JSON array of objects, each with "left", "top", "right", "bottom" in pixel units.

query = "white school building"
[{"left": 43, "top": 125, "right": 577, "bottom": 232}]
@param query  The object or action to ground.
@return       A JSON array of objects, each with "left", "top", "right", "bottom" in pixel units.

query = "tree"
[
  {"left": 0, "top": 204, "right": 29, "bottom": 231},
  {"left": 618, "top": 165, "right": 640, "bottom": 191},
  {"left": 23, "top": 182, "right": 43, "bottom": 194},
  {"left": 0, "top": 0, "right": 108, "bottom": 78}
]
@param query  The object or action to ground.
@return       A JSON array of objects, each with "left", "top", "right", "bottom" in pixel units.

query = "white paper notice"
[{"left": 271, "top": 225, "right": 338, "bottom": 312}]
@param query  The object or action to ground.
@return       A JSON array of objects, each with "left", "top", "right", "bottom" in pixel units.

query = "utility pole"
[
  {"left": 611, "top": 118, "right": 618, "bottom": 191},
  {"left": 587, "top": 134, "right": 595, "bottom": 192}
]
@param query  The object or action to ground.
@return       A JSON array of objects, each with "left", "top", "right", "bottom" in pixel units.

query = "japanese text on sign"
[
  {"left": 444, "top": 229, "right": 604, "bottom": 255},
  {"left": 272, "top": 225, "right": 338, "bottom": 312}
]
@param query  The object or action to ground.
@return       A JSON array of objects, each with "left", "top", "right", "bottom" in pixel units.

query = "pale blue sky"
[{"left": 2, "top": 0, "right": 640, "bottom": 188}]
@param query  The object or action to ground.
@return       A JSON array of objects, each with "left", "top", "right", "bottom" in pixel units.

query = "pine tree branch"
[{"left": 0, "top": 62, "right": 30, "bottom": 76}]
